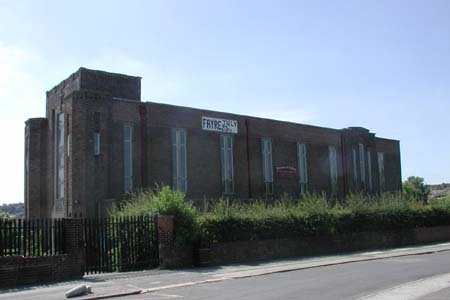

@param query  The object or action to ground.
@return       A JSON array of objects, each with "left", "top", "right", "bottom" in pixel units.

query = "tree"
[
  {"left": 0, "top": 211, "right": 15, "bottom": 220},
  {"left": 403, "top": 176, "right": 430, "bottom": 203}
]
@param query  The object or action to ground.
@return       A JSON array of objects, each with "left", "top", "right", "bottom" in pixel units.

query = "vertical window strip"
[
  {"left": 94, "top": 133, "right": 101, "bottom": 155},
  {"left": 328, "top": 145, "right": 338, "bottom": 194},
  {"left": 67, "top": 134, "right": 71, "bottom": 158},
  {"left": 25, "top": 134, "right": 30, "bottom": 173},
  {"left": 227, "top": 136, "right": 234, "bottom": 194},
  {"left": 172, "top": 129, "right": 187, "bottom": 193},
  {"left": 56, "top": 112, "right": 65, "bottom": 212},
  {"left": 359, "top": 143, "right": 366, "bottom": 188},
  {"left": 221, "top": 135, "right": 234, "bottom": 194},
  {"left": 352, "top": 148, "right": 358, "bottom": 189},
  {"left": 378, "top": 152, "right": 385, "bottom": 193},
  {"left": 297, "top": 143, "right": 308, "bottom": 194},
  {"left": 367, "top": 150, "right": 373, "bottom": 192},
  {"left": 261, "top": 138, "right": 273, "bottom": 195},
  {"left": 123, "top": 125, "right": 133, "bottom": 193},
  {"left": 66, "top": 114, "right": 70, "bottom": 158}
]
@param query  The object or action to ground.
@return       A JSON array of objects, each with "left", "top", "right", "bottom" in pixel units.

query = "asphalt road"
[
  {"left": 2, "top": 244, "right": 450, "bottom": 300},
  {"left": 123, "top": 251, "right": 450, "bottom": 300}
]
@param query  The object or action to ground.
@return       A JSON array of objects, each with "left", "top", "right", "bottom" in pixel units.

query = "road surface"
[
  {"left": 1, "top": 243, "right": 450, "bottom": 300},
  {"left": 122, "top": 251, "right": 450, "bottom": 300}
]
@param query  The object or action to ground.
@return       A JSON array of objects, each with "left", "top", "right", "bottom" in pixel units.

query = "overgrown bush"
[
  {"left": 110, "top": 186, "right": 450, "bottom": 245},
  {"left": 0, "top": 211, "right": 15, "bottom": 220},
  {"left": 198, "top": 193, "right": 450, "bottom": 243},
  {"left": 110, "top": 186, "right": 198, "bottom": 246}
]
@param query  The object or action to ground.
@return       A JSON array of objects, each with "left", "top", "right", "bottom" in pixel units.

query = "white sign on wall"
[{"left": 202, "top": 116, "right": 238, "bottom": 134}]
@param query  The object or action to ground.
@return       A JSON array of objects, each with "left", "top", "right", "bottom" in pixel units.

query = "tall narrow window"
[
  {"left": 94, "top": 132, "right": 101, "bottom": 155},
  {"left": 328, "top": 145, "right": 338, "bottom": 195},
  {"left": 123, "top": 125, "right": 133, "bottom": 193},
  {"left": 359, "top": 143, "right": 366, "bottom": 189},
  {"left": 220, "top": 135, "right": 234, "bottom": 195},
  {"left": 66, "top": 114, "right": 70, "bottom": 158},
  {"left": 172, "top": 128, "right": 187, "bottom": 193},
  {"left": 261, "top": 138, "right": 274, "bottom": 195},
  {"left": 25, "top": 134, "right": 29, "bottom": 215},
  {"left": 56, "top": 112, "right": 65, "bottom": 212},
  {"left": 367, "top": 150, "right": 373, "bottom": 192},
  {"left": 67, "top": 134, "right": 71, "bottom": 158},
  {"left": 297, "top": 143, "right": 308, "bottom": 194},
  {"left": 352, "top": 148, "right": 358, "bottom": 189},
  {"left": 378, "top": 152, "right": 385, "bottom": 193}
]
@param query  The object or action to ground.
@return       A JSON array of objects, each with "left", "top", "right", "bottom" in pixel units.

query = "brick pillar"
[
  {"left": 24, "top": 118, "right": 47, "bottom": 219},
  {"left": 63, "top": 218, "right": 85, "bottom": 278},
  {"left": 157, "top": 215, "right": 174, "bottom": 268}
]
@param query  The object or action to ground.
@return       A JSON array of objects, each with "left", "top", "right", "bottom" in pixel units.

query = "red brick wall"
[
  {"left": 0, "top": 219, "right": 85, "bottom": 289},
  {"left": 205, "top": 226, "right": 450, "bottom": 266}
]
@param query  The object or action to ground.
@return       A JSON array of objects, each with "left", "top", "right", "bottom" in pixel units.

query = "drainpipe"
[
  {"left": 245, "top": 119, "right": 252, "bottom": 198},
  {"left": 139, "top": 105, "right": 147, "bottom": 188}
]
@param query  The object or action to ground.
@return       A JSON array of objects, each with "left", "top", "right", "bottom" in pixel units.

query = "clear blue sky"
[{"left": 0, "top": 0, "right": 449, "bottom": 204}]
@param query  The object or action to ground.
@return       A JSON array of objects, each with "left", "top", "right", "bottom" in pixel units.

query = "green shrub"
[
  {"left": 111, "top": 186, "right": 198, "bottom": 246},
  {"left": 111, "top": 188, "right": 450, "bottom": 245},
  {"left": 429, "top": 196, "right": 450, "bottom": 212},
  {"left": 197, "top": 192, "right": 450, "bottom": 243},
  {"left": 0, "top": 211, "right": 15, "bottom": 220}
]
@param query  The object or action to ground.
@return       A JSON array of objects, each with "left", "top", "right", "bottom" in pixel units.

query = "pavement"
[{"left": 1, "top": 242, "right": 450, "bottom": 300}]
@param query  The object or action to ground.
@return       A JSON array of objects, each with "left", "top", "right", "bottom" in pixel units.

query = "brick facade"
[{"left": 25, "top": 68, "right": 402, "bottom": 219}]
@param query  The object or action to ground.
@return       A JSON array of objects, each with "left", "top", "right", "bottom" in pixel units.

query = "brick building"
[{"left": 24, "top": 68, "right": 402, "bottom": 219}]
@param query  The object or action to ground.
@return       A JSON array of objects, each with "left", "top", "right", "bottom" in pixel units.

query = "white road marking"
[
  {"left": 153, "top": 293, "right": 183, "bottom": 298},
  {"left": 131, "top": 293, "right": 183, "bottom": 299},
  {"left": 128, "top": 284, "right": 143, "bottom": 289},
  {"left": 357, "top": 272, "right": 450, "bottom": 300},
  {"left": 360, "top": 251, "right": 384, "bottom": 255}
]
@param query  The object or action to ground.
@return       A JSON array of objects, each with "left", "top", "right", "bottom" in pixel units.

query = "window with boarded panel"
[
  {"left": 352, "top": 147, "right": 358, "bottom": 190},
  {"left": 261, "top": 138, "right": 274, "bottom": 195},
  {"left": 367, "top": 150, "right": 373, "bottom": 192},
  {"left": 328, "top": 145, "right": 338, "bottom": 195},
  {"left": 172, "top": 128, "right": 187, "bottom": 193},
  {"left": 297, "top": 143, "right": 308, "bottom": 194},
  {"left": 378, "top": 152, "right": 385, "bottom": 193},
  {"left": 55, "top": 112, "right": 65, "bottom": 212},
  {"left": 220, "top": 135, "right": 234, "bottom": 195},
  {"left": 359, "top": 143, "right": 366, "bottom": 189},
  {"left": 123, "top": 125, "right": 133, "bottom": 193}
]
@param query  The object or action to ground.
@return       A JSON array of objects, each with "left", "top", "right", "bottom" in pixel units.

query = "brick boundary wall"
[
  {"left": 0, "top": 216, "right": 188, "bottom": 289},
  {"left": 198, "top": 225, "right": 450, "bottom": 266},
  {"left": 0, "top": 255, "right": 73, "bottom": 288},
  {"left": 0, "top": 219, "right": 85, "bottom": 289},
  {"left": 3, "top": 217, "right": 448, "bottom": 288}
]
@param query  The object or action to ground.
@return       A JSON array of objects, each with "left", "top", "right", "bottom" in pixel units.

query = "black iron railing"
[
  {"left": 0, "top": 219, "right": 65, "bottom": 257},
  {"left": 84, "top": 216, "right": 159, "bottom": 274}
]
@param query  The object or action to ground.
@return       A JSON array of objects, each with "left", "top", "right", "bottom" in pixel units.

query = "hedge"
[
  {"left": 198, "top": 196, "right": 450, "bottom": 243},
  {"left": 110, "top": 186, "right": 450, "bottom": 245}
]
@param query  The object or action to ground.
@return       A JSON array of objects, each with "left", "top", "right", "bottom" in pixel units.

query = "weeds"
[{"left": 111, "top": 186, "right": 450, "bottom": 244}]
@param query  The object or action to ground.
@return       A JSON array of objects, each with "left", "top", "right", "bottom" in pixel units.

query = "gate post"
[
  {"left": 157, "top": 215, "right": 174, "bottom": 268},
  {"left": 63, "top": 218, "right": 86, "bottom": 277}
]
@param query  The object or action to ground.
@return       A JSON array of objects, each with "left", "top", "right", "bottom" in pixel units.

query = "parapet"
[{"left": 46, "top": 67, "right": 142, "bottom": 101}]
